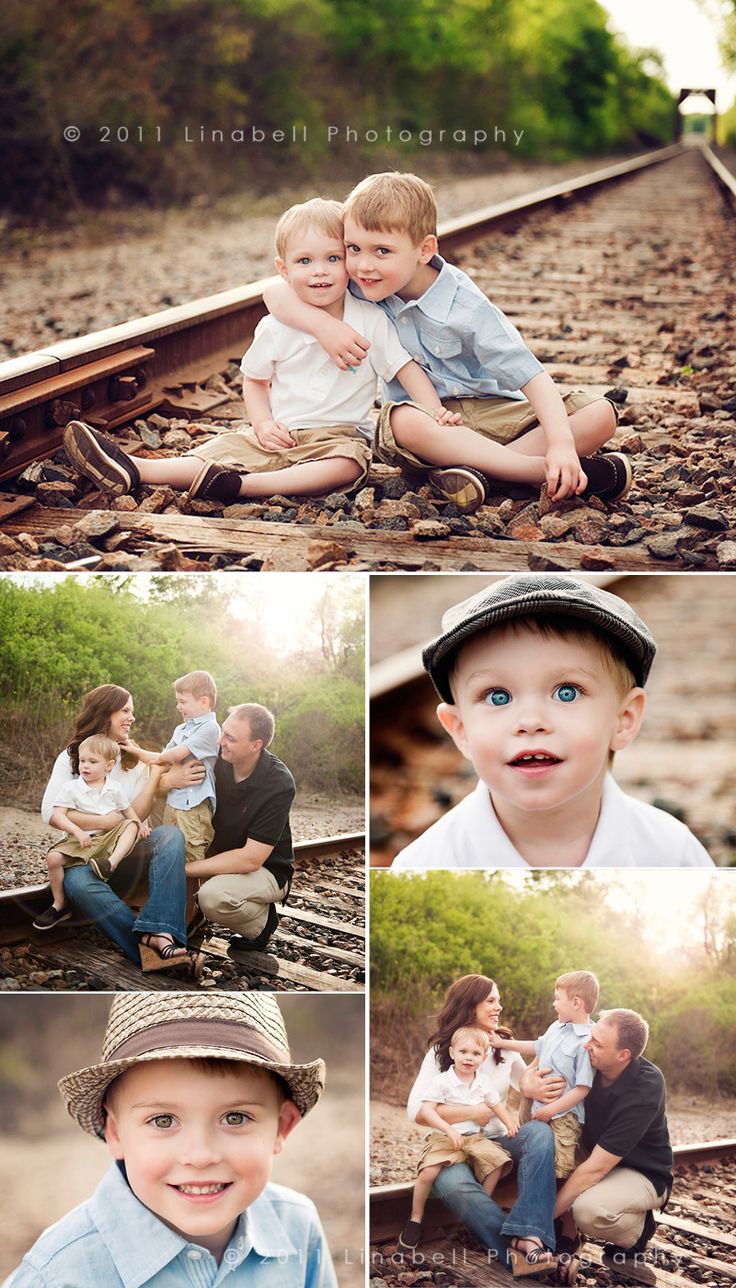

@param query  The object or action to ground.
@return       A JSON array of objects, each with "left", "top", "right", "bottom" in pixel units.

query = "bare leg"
[
  {"left": 106, "top": 821, "right": 140, "bottom": 874},
  {"left": 238, "top": 457, "right": 362, "bottom": 498},
  {"left": 482, "top": 1165, "right": 504, "bottom": 1199},
  {"left": 507, "top": 399, "right": 616, "bottom": 458},
  {"left": 134, "top": 456, "right": 200, "bottom": 488},
  {"left": 390, "top": 405, "right": 545, "bottom": 483},
  {"left": 410, "top": 1162, "right": 444, "bottom": 1222},
  {"left": 47, "top": 851, "right": 67, "bottom": 909}
]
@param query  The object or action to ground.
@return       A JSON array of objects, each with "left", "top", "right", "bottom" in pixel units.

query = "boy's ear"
[
  {"left": 418, "top": 234, "right": 438, "bottom": 263},
  {"left": 272, "top": 1099, "right": 302, "bottom": 1156},
  {"left": 436, "top": 703, "right": 472, "bottom": 761},
  {"left": 104, "top": 1105, "right": 124, "bottom": 1160},
  {"left": 610, "top": 687, "right": 646, "bottom": 752},
  {"left": 275, "top": 257, "right": 289, "bottom": 282}
]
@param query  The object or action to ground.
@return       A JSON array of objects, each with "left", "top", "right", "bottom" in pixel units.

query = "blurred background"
[
  {"left": 0, "top": 992, "right": 365, "bottom": 1286},
  {"left": 369, "top": 868, "right": 736, "bottom": 1184},
  {"left": 369, "top": 572, "right": 736, "bottom": 865}
]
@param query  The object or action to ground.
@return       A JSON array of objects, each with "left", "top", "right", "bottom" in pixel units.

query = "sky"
[{"left": 602, "top": 0, "right": 736, "bottom": 111}]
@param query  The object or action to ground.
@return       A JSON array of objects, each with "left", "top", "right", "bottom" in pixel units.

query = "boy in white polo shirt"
[
  {"left": 61, "top": 199, "right": 464, "bottom": 504},
  {"left": 391, "top": 574, "right": 715, "bottom": 870}
]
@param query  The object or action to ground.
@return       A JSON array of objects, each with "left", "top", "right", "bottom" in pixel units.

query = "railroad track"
[
  {"left": 370, "top": 1139, "right": 736, "bottom": 1287},
  {"left": 0, "top": 145, "right": 734, "bottom": 571},
  {"left": 0, "top": 833, "right": 365, "bottom": 992}
]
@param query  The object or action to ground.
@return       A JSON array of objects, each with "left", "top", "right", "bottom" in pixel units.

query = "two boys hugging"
[{"left": 62, "top": 173, "right": 631, "bottom": 515}]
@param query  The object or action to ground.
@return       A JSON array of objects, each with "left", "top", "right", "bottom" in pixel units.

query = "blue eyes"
[
  {"left": 483, "top": 685, "right": 581, "bottom": 706},
  {"left": 555, "top": 685, "right": 579, "bottom": 703},
  {"left": 485, "top": 689, "right": 511, "bottom": 706}
]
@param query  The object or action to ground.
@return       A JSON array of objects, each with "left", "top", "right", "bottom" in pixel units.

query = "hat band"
[{"left": 108, "top": 1018, "right": 289, "bottom": 1065}]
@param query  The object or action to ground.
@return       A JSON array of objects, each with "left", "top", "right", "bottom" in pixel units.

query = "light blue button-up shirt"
[
  {"left": 165, "top": 711, "right": 220, "bottom": 811},
  {"left": 534, "top": 1020, "right": 594, "bottom": 1122},
  {"left": 350, "top": 254, "right": 543, "bottom": 403},
  {"left": 4, "top": 1162, "right": 337, "bottom": 1288}
]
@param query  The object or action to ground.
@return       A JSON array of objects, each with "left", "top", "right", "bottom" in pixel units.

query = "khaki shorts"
[
  {"left": 164, "top": 799, "right": 214, "bottom": 865},
  {"left": 374, "top": 390, "right": 611, "bottom": 474},
  {"left": 417, "top": 1129, "right": 513, "bottom": 1185},
  {"left": 189, "top": 425, "right": 371, "bottom": 494},
  {"left": 49, "top": 817, "right": 140, "bottom": 869},
  {"left": 517, "top": 1098, "right": 582, "bottom": 1179}
]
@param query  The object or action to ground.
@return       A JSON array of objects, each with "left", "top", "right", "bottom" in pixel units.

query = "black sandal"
[
  {"left": 138, "top": 934, "right": 191, "bottom": 974},
  {"left": 509, "top": 1239, "right": 557, "bottom": 1279}
]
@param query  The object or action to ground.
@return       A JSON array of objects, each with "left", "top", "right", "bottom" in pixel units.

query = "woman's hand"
[
  {"left": 519, "top": 1058, "right": 567, "bottom": 1103},
  {"left": 467, "top": 1102, "right": 494, "bottom": 1127}
]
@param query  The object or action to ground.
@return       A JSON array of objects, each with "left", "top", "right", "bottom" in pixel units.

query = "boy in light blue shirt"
[
  {"left": 265, "top": 171, "right": 632, "bottom": 514},
  {"left": 490, "top": 970, "right": 598, "bottom": 1178},
  {"left": 126, "top": 670, "right": 220, "bottom": 864},
  {"left": 4, "top": 992, "right": 336, "bottom": 1288}
]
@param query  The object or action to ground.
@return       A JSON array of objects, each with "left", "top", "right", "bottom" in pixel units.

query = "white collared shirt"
[
  {"left": 391, "top": 775, "right": 715, "bottom": 869},
  {"left": 408, "top": 1047, "right": 526, "bottom": 1138},
  {"left": 422, "top": 1065, "right": 501, "bottom": 1133},
  {"left": 53, "top": 777, "right": 131, "bottom": 834},
  {"left": 41, "top": 750, "right": 149, "bottom": 825},
  {"left": 240, "top": 292, "right": 412, "bottom": 436}
]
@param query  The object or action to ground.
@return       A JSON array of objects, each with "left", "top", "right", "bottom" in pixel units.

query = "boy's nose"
[
  {"left": 513, "top": 703, "right": 551, "bottom": 734},
  {"left": 178, "top": 1129, "right": 222, "bottom": 1167}
]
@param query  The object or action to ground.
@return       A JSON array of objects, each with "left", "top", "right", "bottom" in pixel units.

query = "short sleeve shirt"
[
  {"left": 422, "top": 1066, "right": 501, "bottom": 1133},
  {"left": 533, "top": 1020, "right": 594, "bottom": 1121},
  {"left": 210, "top": 750, "right": 296, "bottom": 887},
  {"left": 582, "top": 1057, "right": 674, "bottom": 1195},
  {"left": 164, "top": 711, "right": 221, "bottom": 811},
  {"left": 241, "top": 292, "right": 412, "bottom": 436},
  {"left": 407, "top": 1046, "right": 526, "bottom": 1139},
  {"left": 350, "top": 254, "right": 544, "bottom": 403},
  {"left": 42, "top": 750, "right": 149, "bottom": 825}
]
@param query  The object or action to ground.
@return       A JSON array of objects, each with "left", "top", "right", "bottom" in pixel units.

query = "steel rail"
[{"left": 0, "top": 145, "right": 692, "bottom": 482}]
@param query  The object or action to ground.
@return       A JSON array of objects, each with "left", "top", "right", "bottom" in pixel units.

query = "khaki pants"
[
  {"left": 572, "top": 1166, "right": 667, "bottom": 1249},
  {"left": 375, "top": 390, "right": 608, "bottom": 474},
  {"left": 163, "top": 800, "right": 214, "bottom": 865},
  {"left": 197, "top": 867, "right": 288, "bottom": 937},
  {"left": 189, "top": 424, "right": 371, "bottom": 494}
]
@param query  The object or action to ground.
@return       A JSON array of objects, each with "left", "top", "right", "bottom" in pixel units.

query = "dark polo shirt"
[
  {"left": 582, "top": 1056, "right": 673, "bottom": 1196},
  {"left": 209, "top": 750, "right": 296, "bottom": 888}
]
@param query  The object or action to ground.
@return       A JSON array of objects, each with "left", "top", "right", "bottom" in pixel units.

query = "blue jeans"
[
  {"left": 63, "top": 826, "right": 187, "bottom": 964},
  {"left": 432, "top": 1120, "right": 556, "bottom": 1265}
]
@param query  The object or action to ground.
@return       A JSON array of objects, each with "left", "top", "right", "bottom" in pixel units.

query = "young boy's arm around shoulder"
[
  {"left": 419, "top": 1100, "right": 465, "bottom": 1151},
  {"left": 263, "top": 278, "right": 371, "bottom": 371}
]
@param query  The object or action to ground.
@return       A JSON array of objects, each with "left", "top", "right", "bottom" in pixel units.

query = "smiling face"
[
  {"left": 104, "top": 1060, "right": 300, "bottom": 1262},
  {"left": 343, "top": 218, "right": 437, "bottom": 301},
  {"left": 553, "top": 986, "right": 579, "bottom": 1024},
  {"left": 218, "top": 712, "right": 262, "bottom": 772},
  {"left": 108, "top": 698, "right": 135, "bottom": 744},
  {"left": 276, "top": 226, "right": 348, "bottom": 317},
  {"left": 78, "top": 749, "right": 115, "bottom": 786},
  {"left": 585, "top": 1018, "right": 631, "bottom": 1079},
  {"left": 473, "top": 983, "right": 503, "bottom": 1032},
  {"left": 449, "top": 1034, "right": 487, "bottom": 1077},
  {"left": 175, "top": 689, "right": 211, "bottom": 721},
  {"left": 438, "top": 623, "right": 645, "bottom": 824}
]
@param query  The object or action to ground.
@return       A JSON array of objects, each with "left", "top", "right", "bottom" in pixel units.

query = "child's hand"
[
  {"left": 433, "top": 408, "right": 464, "bottom": 426},
  {"left": 487, "top": 1032, "right": 506, "bottom": 1049},
  {"left": 255, "top": 420, "right": 296, "bottom": 451},
  {"left": 544, "top": 445, "right": 588, "bottom": 501},
  {"left": 138, "top": 821, "right": 151, "bottom": 840},
  {"left": 532, "top": 1104, "right": 555, "bottom": 1123},
  {"left": 77, "top": 832, "right": 92, "bottom": 849},
  {"left": 318, "top": 319, "right": 371, "bottom": 370},
  {"left": 446, "top": 1128, "right": 465, "bottom": 1151},
  {"left": 505, "top": 1121, "right": 519, "bottom": 1137}
]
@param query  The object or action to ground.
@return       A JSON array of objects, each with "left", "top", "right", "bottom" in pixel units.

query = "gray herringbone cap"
[{"left": 422, "top": 574, "right": 657, "bottom": 702}]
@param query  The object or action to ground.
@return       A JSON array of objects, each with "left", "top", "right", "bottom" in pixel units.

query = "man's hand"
[
  {"left": 433, "top": 408, "right": 463, "bottom": 426},
  {"left": 544, "top": 444, "right": 588, "bottom": 501},
  {"left": 255, "top": 419, "right": 296, "bottom": 451},
  {"left": 520, "top": 1060, "right": 567, "bottom": 1102},
  {"left": 165, "top": 760, "right": 206, "bottom": 790},
  {"left": 317, "top": 318, "right": 371, "bottom": 370}
]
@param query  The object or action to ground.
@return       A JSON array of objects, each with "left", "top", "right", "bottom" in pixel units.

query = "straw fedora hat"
[{"left": 58, "top": 993, "right": 326, "bottom": 1140}]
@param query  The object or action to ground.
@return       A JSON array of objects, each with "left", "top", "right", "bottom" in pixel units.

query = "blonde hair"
[
  {"left": 175, "top": 671, "right": 217, "bottom": 706},
  {"left": 450, "top": 1025, "right": 490, "bottom": 1053},
  {"left": 556, "top": 971, "right": 600, "bottom": 1013},
  {"left": 78, "top": 734, "right": 120, "bottom": 766},
  {"left": 343, "top": 172, "right": 437, "bottom": 243},
  {"left": 275, "top": 198, "right": 344, "bottom": 260}
]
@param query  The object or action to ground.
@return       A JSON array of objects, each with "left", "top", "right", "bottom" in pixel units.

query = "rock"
[
  {"left": 138, "top": 487, "right": 178, "bottom": 513},
  {"left": 0, "top": 534, "right": 21, "bottom": 556},
  {"left": 411, "top": 520, "right": 451, "bottom": 540},
  {"left": 604, "top": 387, "right": 629, "bottom": 404},
  {"left": 579, "top": 549, "right": 616, "bottom": 570},
  {"left": 507, "top": 515, "right": 544, "bottom": 541},
  {"left": 109, "top": 495, "right": 139, "bottom": 511},
  {"left": 73, "top": 511, "right": 120, "bottom": 540},
  {"left": 14, "top": 533, "right": 39, "bottom": 554},
  {"left": 540, "top": 513, "right": 578, "bottom": 539},
  {"left": 699, "top": 393, "right": 722, "bottom": 413},
  {"left": 617, "top": 433, "right": 643, "bottom": 454},
  {"left": 17, "top": 462, "right": 46, "bottom": 489},
  {"left": 377, "top": 476, "right": 408, "bottom": 500},
  {"left": 646, "top": 532, "right": 682, "bottom": 560},
  {"left": 223, "top": 503, "right": 266, "bottom": 519},
  {"left": 162, "top": 430, "right": 193, "bottom": 450},
  {"left": 683, "top": 504, "right": 727, "bottom": 531},
  {"left": 147, "top": 413, "right": 171, "bottom": 430},
  {"left": 157, "top": 546, "right": 203, "bottom": 570},
  {"left": 353, "top": 487, "right": 376, "bottom": 517},
  {"left": 306, "top": 538, "right": 349, "bottom": 568},
  {"left": 572, "top": 512, "right": 608, "bottom": 544},
  {"left": 375, "top": 516, "right": 409, "bottom": 531},
  {"left": 716, "top": 541, "right": 736, "bottom": 568},
  {"left": 138, "top": 425, "right": 162, "bottom": 448},
  {"left": 322, "top": 492, "right": 351, "bottom": 512},
  {"left": 36, "top": 481, "right": 77, "bottom": 505},
  {"left": 375, "top": 498, "right": 421, "bottom": 523}
]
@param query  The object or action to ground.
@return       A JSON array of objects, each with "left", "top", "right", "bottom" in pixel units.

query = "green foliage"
[
  {"left": 2, "top": 0, "right": 675, "bottom": 212},
  {"left": 0, "top": 576, "right": 364, "bottom": 799},
  {"left": 371, "top": 871, "right": 736, "bottom": 1096}
]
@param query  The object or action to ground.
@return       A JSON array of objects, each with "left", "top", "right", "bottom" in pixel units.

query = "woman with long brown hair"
[
  {"left": 402, "top": 974, "right": 564, "bottom": 1276},
  {"left": 40, "top": 684, "right": 204, "bottom": 977}
]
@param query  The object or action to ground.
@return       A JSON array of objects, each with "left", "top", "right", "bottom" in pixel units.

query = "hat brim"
[
  {"left": 423, "top": 593, "right": 654, "bottom": 702},
  {"left": 59, "top": 1046, "right": 326, "bottom": 1140}
]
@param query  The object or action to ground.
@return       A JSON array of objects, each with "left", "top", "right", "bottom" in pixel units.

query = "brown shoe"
[
  {"left": 578, "top": 452, "right": 633, "bottom": 502},
  {"left": 427, "top": 466, "right": 487, "bottom": 513},
  {"left": 187, "top": 461, "right": 242, "bottom": 504}
]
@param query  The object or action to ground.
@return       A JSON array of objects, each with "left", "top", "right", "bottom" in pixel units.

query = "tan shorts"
[
  {"left": 164, "top": 800, "right": 214, "bottom": 865},
  {"left": 516, "top": 1097, "right": 581, "bottom": 1179},
  {"left": 417, "top": 1129, "right": 513, "bottom": 1185},
  {"left": 49, "top": 817, "right": 140, "bottom": 869},
  {"left": 374, "top": 390, "right": 609, "bottom": 474},
  {"left": 189, "top": 425, "right": 371, "bottom": 494}
]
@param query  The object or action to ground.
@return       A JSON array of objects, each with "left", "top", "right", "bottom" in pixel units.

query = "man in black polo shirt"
[
  {"left": 554, "top": 1008, "right": 673, "bottom": 1272},
  {"left": 185, "top": 702, "right": 295, "bottom": 956}
]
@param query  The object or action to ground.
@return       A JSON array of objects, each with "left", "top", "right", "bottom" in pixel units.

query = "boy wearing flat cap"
[
  {"left": 4, "top": 993, "right": 337, "bottom": 1288},
  {"left": 392, "top": 574, "right": 714, "bottom": 869}
]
